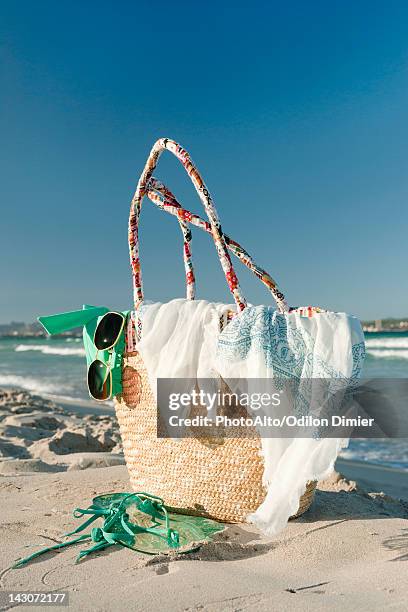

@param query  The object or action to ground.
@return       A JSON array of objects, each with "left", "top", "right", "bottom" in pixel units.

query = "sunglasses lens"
[
  {"left": 88, "top": 360, "right": 111, "bottom": 400},
  {"left": 94, "top": 313, "right": 124, "bottom": 350}
]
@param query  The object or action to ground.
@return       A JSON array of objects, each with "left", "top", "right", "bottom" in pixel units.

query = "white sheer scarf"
[{"left": 136, "top": 298, "right": 365, "bottom": 536}]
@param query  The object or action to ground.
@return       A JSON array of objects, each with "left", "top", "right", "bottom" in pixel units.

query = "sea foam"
[
  {"left": 0, "top": 374, "right": 63, "bottom": 395},
  {"left": 15, "top": 344, "right": 85, "bottom": 357},
  {"left": 365, "top": 337, "right": 408, "bottom": 349},
  {"left": 366, "top": 349, "right": 408, "bottom": 360}
]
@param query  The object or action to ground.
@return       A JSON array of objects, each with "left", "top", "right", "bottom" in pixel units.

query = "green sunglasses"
[{"left": 87, "top": 311, "right": 126, "bottom": 401}]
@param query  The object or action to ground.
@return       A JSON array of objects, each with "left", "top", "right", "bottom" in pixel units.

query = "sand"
[
  {"left": 0, "top": 389, "right": 124, "bottom": 474},
  {"left": 1, "top": 389, "right": 408, "bottom": 611}
]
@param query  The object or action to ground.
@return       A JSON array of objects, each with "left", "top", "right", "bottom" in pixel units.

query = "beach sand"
[{"left": 1, "top": 389, "right": 407, "bottom": 611}]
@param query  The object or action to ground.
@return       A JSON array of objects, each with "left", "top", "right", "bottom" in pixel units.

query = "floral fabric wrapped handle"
[
  {"left": 128, "top": 138, "right": 288, "bottom": 313},
  {"left": 148, "top": 177, "right": 196, "bottom": 301},
  {"left": 146, "top": 177, "right": 288, "bottom": 313}
]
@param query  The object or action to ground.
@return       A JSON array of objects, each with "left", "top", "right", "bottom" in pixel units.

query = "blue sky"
[{"left": 1, "top": 0, "right": 407, "bottom": 322}]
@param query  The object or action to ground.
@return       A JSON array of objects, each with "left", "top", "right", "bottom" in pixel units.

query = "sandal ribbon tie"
[{"left": 12, "top": 492, "right": 181, "bottom": 568}]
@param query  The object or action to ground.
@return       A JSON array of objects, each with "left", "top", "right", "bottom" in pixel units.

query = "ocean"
[{"left": 0, "top": 331, "right": 407, "bottom": 469}]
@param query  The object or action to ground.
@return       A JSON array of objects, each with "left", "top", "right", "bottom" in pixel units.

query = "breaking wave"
[
  {"left": 0, "top": 374, "right": 63, "bottom": 395},
  {"left": 15, "top": 344, "right": 85, "bottom": 357}
]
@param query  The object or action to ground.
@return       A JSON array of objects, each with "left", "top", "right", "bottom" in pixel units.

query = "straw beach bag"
[{"left": 115, "top": 138, "right": 316, "bottom": 523}]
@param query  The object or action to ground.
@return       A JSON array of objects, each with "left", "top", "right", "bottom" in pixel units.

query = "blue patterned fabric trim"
[
  {"left": 218, "top": 306, "right": 365, "bottom": 379},
  {"left": 217, "top": 306, "right": 366, "bottom": 433}
]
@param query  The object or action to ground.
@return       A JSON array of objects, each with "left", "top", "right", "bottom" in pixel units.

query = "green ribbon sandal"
[{"left": 13, "top": 492, "right": 224, "bottom": 567}]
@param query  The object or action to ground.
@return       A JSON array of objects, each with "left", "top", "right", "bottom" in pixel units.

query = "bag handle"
[
  {"left": 129, "top": 138, "right": 247, "bottom": 311},
  {"left": 147, "top": 177, "right": 288, "bottom": 312},
  {"left": 129, "top": 138, "right": 289, "bottom": 312},
  {"left": 149, "top": 178, "right": 196, "bottom": 301}
]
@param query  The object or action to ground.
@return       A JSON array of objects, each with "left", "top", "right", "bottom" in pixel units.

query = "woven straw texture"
[{"left": 114, "top": 352, "right": 316, "bottom": 523}]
